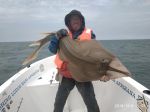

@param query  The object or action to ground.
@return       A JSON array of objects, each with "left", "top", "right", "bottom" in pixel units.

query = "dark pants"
[{"left": 54, "top": 77, "right": 100, "bottom": 112}]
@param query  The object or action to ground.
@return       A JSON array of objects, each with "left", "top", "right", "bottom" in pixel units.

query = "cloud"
[
  {"left": 0, "top": 0, "right": 149, "bottom": 21},
  {"left": 0, "top": 0, "right": 150, "bottom": 41}
]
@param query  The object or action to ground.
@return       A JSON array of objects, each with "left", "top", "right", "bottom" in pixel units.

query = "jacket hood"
[{"left": 64, "top": 10, "right": 85, "bottom": 33}]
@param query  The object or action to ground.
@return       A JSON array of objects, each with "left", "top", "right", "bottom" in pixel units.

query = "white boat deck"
[{"left": 25, "top": 69, "right": 150, "bottom": 112}]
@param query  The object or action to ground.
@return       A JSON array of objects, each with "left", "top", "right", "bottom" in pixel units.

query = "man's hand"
[{"left": 56, "top": 29, "right": 68, "bottom": 40}]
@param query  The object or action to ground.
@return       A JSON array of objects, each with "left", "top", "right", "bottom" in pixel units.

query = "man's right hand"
[{"left": 56, "top": 29, "right": 68, "bottom": 40}]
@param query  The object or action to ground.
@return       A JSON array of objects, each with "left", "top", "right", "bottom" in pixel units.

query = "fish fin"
[
  {"left": 29, "top": 32, "right": 56, "bottom": 47},
  {"left": 108, "top": 58, "right": 132, "bottom": 76},
  {"left": 41, "top": 32, "right": 52, "bottom": 35},
  {"left": 108, "top": 66, "right": 131, "bottom": 76},
  {"left": 22, "top": 46, "right": 41, "bottom": 65},
  {"left": 22, "top": 32, "right": 56, "bottom": 66},
  {"left": 29, "top": 41, "right": 41, "bottom": 47}
]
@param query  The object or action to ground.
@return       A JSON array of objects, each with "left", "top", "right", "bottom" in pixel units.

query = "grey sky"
[{"left": 0, "top": 0, "right": 150, "bottom": 42}]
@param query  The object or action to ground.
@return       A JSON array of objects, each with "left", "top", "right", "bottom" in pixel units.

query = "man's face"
[{"left": 70, "top": 15, "right": 82, "bottom": 32}]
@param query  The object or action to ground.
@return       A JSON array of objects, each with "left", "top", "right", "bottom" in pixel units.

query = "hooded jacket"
[{"left": 49, "top": 10, "right": 96, "bottom": 54}]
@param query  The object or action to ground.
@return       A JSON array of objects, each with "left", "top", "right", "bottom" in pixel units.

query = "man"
[{"left": 49, "top": 10, "right": 100, "bottom": 112}]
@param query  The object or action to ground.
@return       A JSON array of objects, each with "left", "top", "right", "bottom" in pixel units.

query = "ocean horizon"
[{"left": 0, "top": 39, "right": 150, "bottom": 89}]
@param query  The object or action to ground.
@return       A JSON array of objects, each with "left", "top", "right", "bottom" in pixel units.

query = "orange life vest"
[{"left": 55, "top": 28, "right": 92, "bottom": 78}]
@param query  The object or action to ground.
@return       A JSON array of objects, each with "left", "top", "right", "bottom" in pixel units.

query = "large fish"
[
  {"left": 23, "top": 33, "right": 131, "bottom": 82},
  {"left": 58, "top": 36, "right": 131, "bottom": 82}
]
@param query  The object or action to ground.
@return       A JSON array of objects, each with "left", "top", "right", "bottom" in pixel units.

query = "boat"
[{"left": 0, "top": 55, "right": 150, "bottom": 112}]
